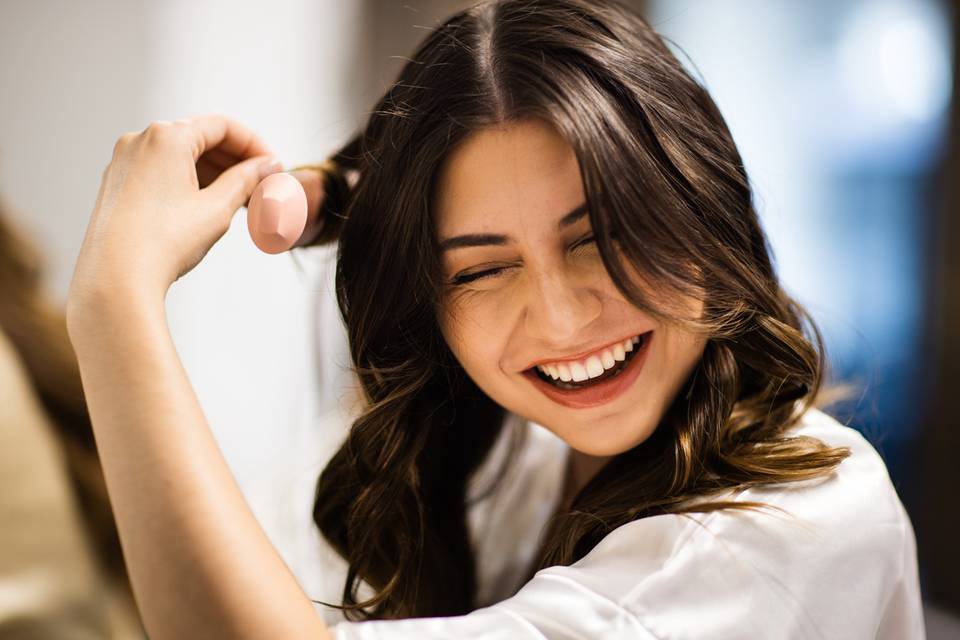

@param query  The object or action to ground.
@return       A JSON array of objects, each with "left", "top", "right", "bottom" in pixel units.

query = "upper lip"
[{"left": 520, "top": 330, "right": 651, "bottom": 371}]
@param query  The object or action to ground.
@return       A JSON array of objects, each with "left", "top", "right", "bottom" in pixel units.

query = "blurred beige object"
[{"left": 0, "top": 327, "right": 142, "bottom": 638}]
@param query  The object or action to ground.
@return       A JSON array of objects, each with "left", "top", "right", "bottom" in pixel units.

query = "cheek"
[
  {"left": 655, "top": 326, "right": 707, "bottom": 388},
  {"left": 439, "top": 306, "right": 507, "bottom": 380},
  {"left": 442, "top": 291, "right": 516, "bottom": 351}
]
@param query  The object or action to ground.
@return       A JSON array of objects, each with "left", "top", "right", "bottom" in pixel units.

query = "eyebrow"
[{"left": 438, "top": 202, "right": 589, "bottom": 253}]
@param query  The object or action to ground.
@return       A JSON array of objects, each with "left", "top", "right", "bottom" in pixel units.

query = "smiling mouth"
[
  {"left": 521, "top": 330, "right": 653, "bottom": 409},
  {"left": 527, "top": 331, "right": 651, "bottom": 390}
]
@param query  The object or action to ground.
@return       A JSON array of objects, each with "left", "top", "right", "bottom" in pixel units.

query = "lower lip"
[{"left": 523, "top": 331, "right": 653, "bottom": 409}]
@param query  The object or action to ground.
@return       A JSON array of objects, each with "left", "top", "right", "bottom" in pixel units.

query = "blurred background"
[{"left": 0, "top": 0, "right": 956, "bottom": 637}]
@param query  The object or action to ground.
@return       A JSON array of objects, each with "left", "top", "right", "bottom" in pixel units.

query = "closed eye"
[
  {"left": 571, "top": 233, "right": 596, "bottom": 251},
  {"left": 448, "top": 232, "right": 600, "bottom": 286},
  {"left": 450, "top": 267, "right": 506, "bottom": 285}
]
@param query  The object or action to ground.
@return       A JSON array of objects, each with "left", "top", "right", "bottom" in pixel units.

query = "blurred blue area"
[{"left": 647, "top": 0, "right": 952, "bottom": 588}]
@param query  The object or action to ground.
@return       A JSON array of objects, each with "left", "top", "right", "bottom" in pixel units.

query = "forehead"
[{"left": 433, "top": 118, "right": 585, "bottom": 235}]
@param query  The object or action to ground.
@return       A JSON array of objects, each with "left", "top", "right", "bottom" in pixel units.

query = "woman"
[
  {"left": 65, "top": 0, "right": 924, "bottom": 637},
  {"left": 0, "top": 203, "right": 143, "bottom": 637}
]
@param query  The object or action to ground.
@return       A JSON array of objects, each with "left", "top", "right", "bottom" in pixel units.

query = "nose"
[{"left": 523, "top": 266, "right": 603, "bottom": 344}]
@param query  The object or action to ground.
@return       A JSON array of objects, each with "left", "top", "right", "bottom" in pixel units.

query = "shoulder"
[
  {"left": 331, "top": 408, "right": 925, "bottom": 639},
  {"left": 529, "top": 406, "right": 923, "bottom": 638},
  {"left": 752, "top": 405, "right": 908, "bottom": 532}
]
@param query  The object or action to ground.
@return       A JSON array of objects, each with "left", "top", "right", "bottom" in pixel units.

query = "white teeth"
[
  {"left": 600, "top": 349, "right": 615, "bottom": 369},
  {"left": 569, "top": 361, "right": 589, "bottom": 382},
  {"left": 585, "top": 355, "right": 604, "bottom": 379},
  {"left": 535, "top": 334, "right": 646, "bottom": 384}
]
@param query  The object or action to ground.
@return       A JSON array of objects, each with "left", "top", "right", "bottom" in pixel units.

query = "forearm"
[{"left": 67, "top": 289, "right": 331, "bottom": 640}]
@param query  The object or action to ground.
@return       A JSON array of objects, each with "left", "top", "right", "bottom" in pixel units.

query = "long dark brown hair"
[{"left": 305, "top": 0, "right": 854, "bottom": 621}]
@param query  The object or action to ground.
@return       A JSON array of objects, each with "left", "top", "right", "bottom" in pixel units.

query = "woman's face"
[{"left": 434, "top": 117, "right": 707, "bottom": 457}]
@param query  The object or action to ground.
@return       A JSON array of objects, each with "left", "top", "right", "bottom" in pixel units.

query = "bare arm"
[
  {"left": 66, "top": 114, "right": 334, "bottom": 640},
  {"left": 68, "top": 288, "right": 333, "bottom": 640},
  {"left": 71, "top": 292, "right": 330, "bottom": 639}
]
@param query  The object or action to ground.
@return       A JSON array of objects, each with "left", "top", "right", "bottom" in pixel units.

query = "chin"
[{"left": 550, "top": 411, "right": 659, "bottom": 457}]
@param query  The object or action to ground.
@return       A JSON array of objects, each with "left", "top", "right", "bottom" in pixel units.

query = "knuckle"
[
  {"left": 156, "top": 124, "right": 196, "bottom": 154},
  {"left": 112, "top": 131, "right": 136, "bottom": 156},
  {"left": 143, "top": 120, "right": 182, "bottom": 144},
  {"left": 145, "top": 121, "right": 167, "bottom": 133}
]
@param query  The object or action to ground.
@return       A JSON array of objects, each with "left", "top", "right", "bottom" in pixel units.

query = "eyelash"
[{"left": 450, "top": 233, "right": 598, "bottom": 286}]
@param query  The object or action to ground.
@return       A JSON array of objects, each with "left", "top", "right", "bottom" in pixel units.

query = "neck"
[{"left": 560, "top": 448, "right": 613, "bottom": 509}]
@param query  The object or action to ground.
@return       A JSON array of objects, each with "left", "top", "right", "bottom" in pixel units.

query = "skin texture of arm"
[{"left": 67, "top": 288, "right": 334, "bottom": 640}]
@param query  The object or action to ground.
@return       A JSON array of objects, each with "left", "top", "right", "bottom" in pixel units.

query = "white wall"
[{"left": 0, "top": 0, "right": 151, "bottom": 298}]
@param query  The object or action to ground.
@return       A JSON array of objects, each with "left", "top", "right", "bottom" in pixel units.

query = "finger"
[
  {"left": 201, "top": 154, "right": 280, "bottom": 217},
  {"left": 180, "top": 113, "right": 272, "bottom": 163}
]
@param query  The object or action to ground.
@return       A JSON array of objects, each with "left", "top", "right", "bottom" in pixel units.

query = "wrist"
[{"left": 67, "top": 281, "right": 167, "bottom": 350}]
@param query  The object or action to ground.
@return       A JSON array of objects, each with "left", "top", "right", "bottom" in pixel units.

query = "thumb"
[{"left": 202, "top": 154, "right": 282, "bottom": 217}]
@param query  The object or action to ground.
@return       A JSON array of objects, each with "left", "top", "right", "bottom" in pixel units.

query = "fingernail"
[{"left": 257, "top": 157, "right": 283, "bottom": 179}]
